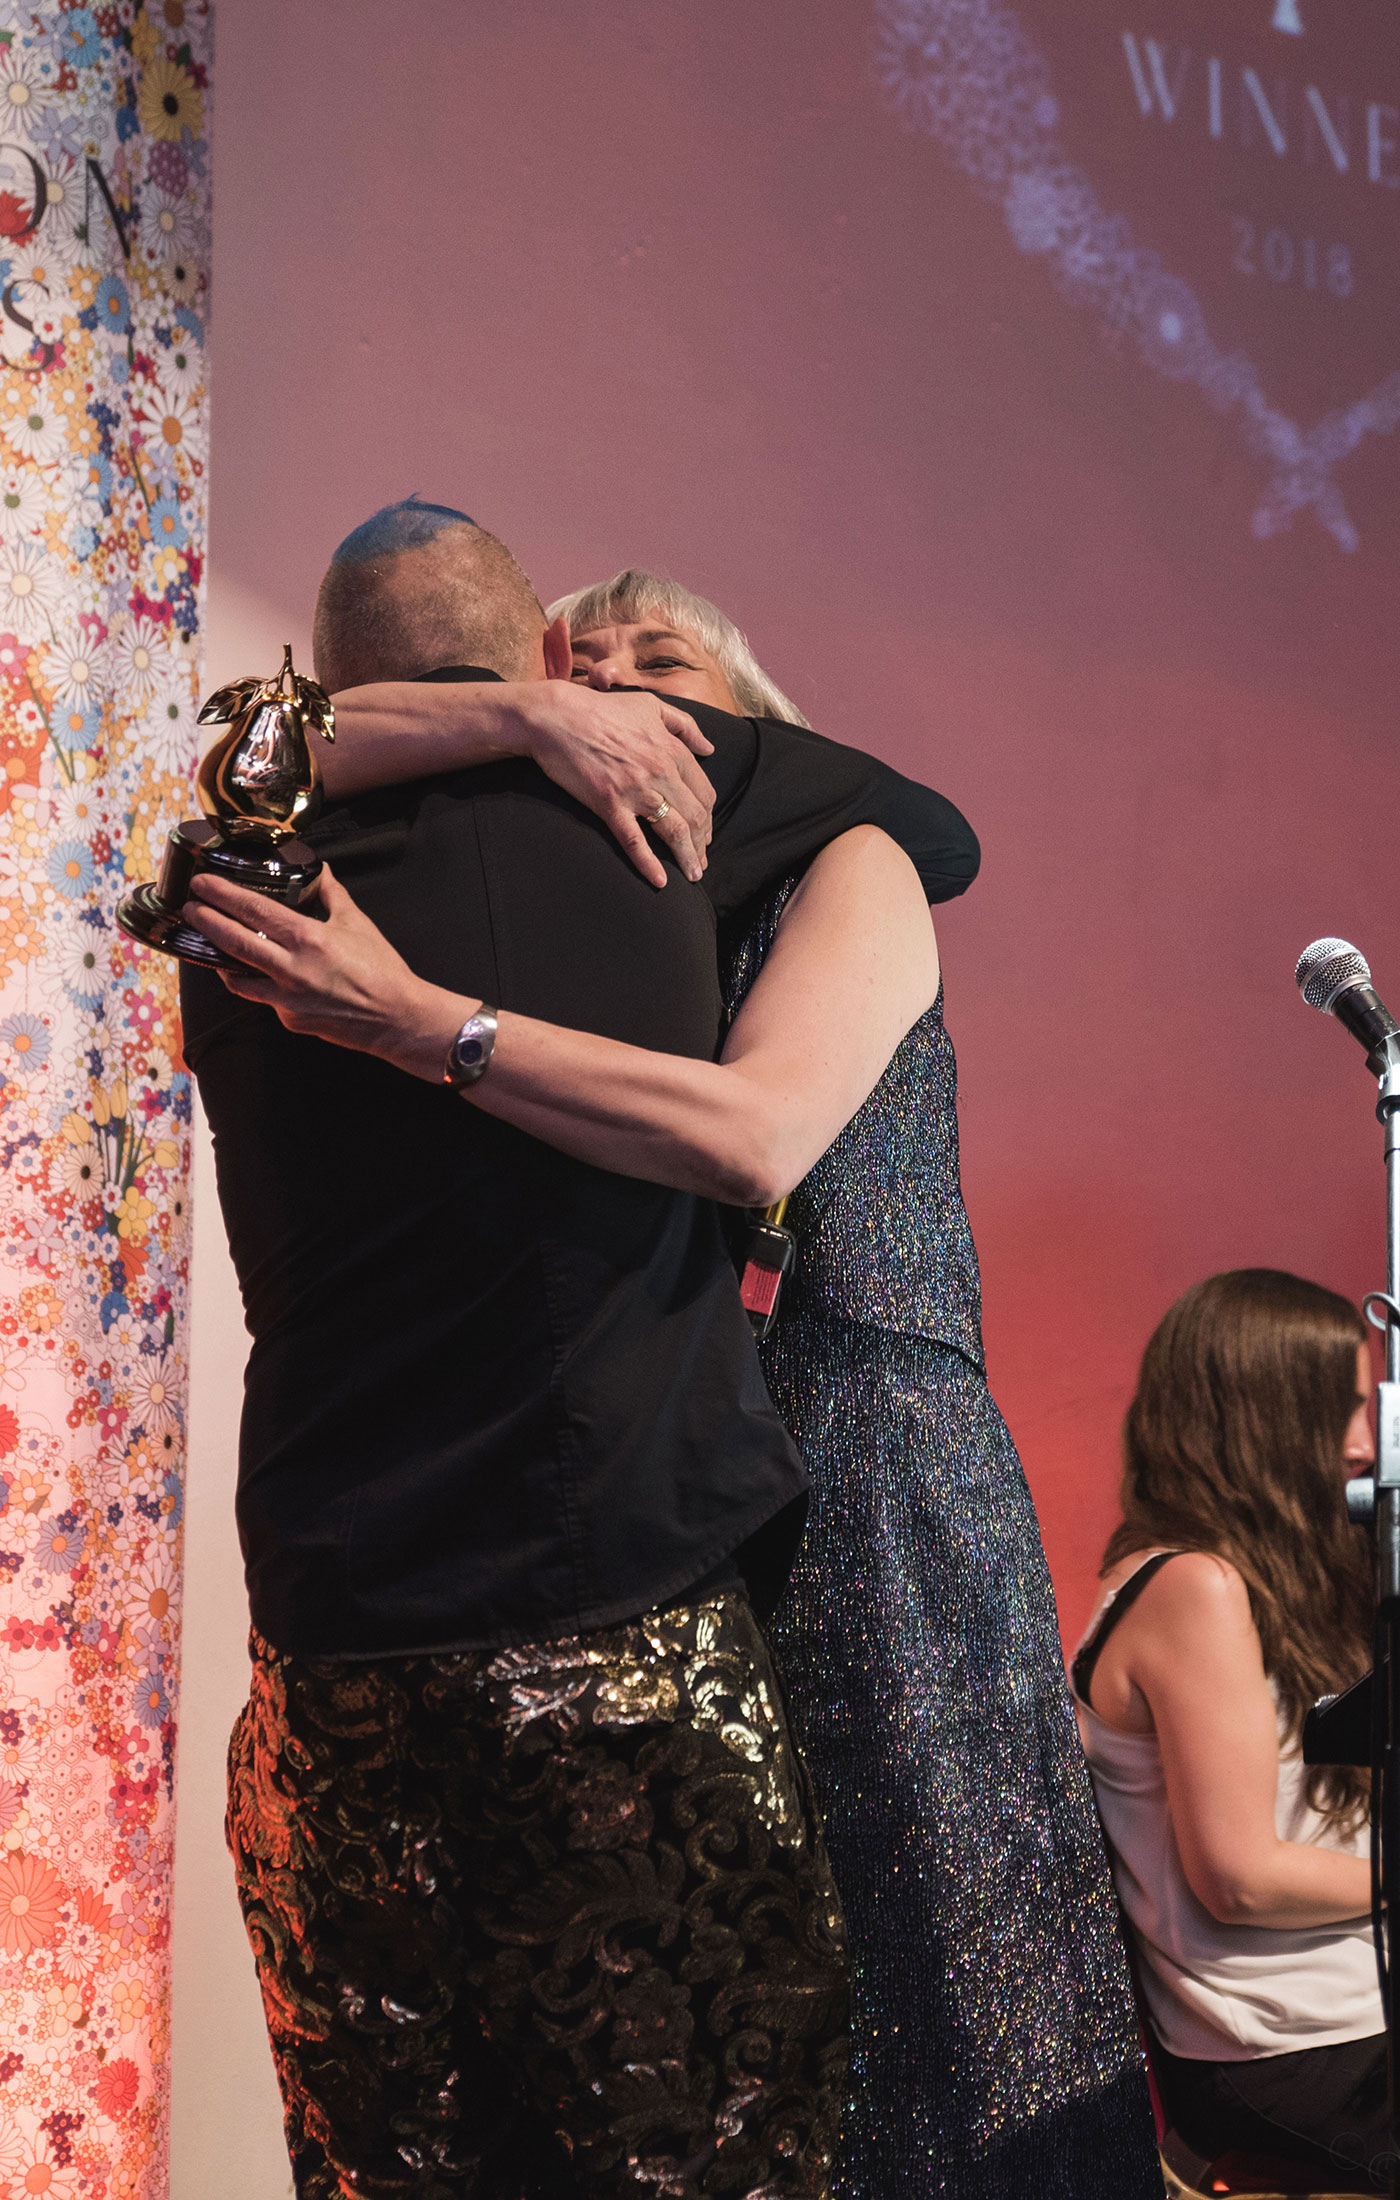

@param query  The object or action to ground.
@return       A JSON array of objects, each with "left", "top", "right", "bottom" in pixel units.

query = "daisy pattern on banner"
[{"left": 0, "top": 2, "right": 210, "bottom": 2194}]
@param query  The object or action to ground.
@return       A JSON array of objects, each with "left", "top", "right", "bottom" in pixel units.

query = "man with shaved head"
[
  {"left": 314, "top": 496, "right": 724, "bottom": 888},
  {"left": 314, "top": 497, "right": 547, "bottom": 690},
  {"left": 182, "top": 498, "right": 979, "bottom": 2200}
]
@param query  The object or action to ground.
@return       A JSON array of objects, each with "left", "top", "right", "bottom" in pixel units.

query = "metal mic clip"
[{"left": 1349, "top": 1298, "right": 1400, "bottom": 1526}]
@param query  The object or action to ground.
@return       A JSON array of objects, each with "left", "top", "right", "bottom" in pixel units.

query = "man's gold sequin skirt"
[{"left": 227, "top": 1592, "right": 849, "bottom": 2199}]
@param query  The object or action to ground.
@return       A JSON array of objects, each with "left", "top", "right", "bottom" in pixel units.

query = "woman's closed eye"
[
  {"left": 562, "top": 622, "right": 740, "bottom": 712},
  {"left": 569, "top": 654, "right": 700, "bottom": 681}
]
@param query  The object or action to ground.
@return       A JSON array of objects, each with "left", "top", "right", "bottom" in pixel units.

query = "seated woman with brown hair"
[{"left": 1073, "top": 1269, "right": 1387, "bottom": 2190}]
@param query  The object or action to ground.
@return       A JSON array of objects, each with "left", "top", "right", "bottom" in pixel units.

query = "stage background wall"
[{"left": 171, "top": 0, "right": 1400, "bottom": 2183}]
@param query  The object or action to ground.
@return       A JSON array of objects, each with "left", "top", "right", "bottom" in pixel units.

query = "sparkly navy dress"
[{"left": 725, "top": 891, "right": 1162, "bottom": 2199}]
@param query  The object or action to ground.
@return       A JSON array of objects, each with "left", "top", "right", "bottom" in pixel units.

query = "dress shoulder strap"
[{"left": 1071, "top": 1550, "right": 1181, "bottom": 1711}]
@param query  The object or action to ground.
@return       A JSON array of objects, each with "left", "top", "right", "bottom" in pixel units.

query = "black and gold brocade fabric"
[
  {"left": 227, "top": 1594, "right": 849, "bottom": 2200},
  {"left": 723, "top": 889, "right": 1162, "bottom": 2199}
]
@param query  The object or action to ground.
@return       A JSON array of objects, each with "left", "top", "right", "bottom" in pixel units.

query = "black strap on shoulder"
[{"left": 1072, "top": 1551, "right": 1181, "bottom": 1711}]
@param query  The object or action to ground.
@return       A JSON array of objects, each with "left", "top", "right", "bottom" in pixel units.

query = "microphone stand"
[
  {"left": 1340, "top": 1049, "right": 1400, "bottom": 2200},
  {"left": 1298, "top": 947, "right": 1400, "bottom": 2193},
  {"left": 1375, "top": 1063, "right": 1400, "bottom": 2200}
]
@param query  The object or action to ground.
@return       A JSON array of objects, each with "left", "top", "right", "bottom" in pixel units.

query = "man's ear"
[{"left": 542, "top": 614, "right": 574, "bottom": 682}]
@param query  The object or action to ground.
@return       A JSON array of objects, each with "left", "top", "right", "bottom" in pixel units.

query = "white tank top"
[{"left": 1074, "top": 1551, "right": 1383, "bottom": 2061}]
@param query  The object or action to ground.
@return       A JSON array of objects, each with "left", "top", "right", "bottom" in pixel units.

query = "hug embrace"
[{"left": 184, "top": 496, "right": 1165, "bottom": 2198}]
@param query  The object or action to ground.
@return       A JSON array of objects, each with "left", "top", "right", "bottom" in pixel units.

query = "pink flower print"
[
  {"left": 113, "top": 1888, "right": 151, "bottom": 1948},
  {"left": 93, "top": 2055, "right": 138, "bottom": 2118},
  {"left": 120, "top": 990, "right": 160, "bottom": 1041},
  {"left": 0, "top": 1852, "right": 65, "bottom": 1955},
  {"left": 95, "top": 1403, "right": 127, "bottom": 1444},
  {"left": 146, "top": 142, "right": 188, "bottom": 197}
]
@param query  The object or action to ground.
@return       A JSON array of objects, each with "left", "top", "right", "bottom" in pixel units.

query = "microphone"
[{"left": 1295, "top": 938, "right": 1400, "bottom": 1071}]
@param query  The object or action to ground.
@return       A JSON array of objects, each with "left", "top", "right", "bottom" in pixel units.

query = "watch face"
[
  {"left": 454, "top": 1029, "right": 485, "bottom": 1069},
  {"left": 448, "top": 1013, "right": 494, "bottom": 1085}
]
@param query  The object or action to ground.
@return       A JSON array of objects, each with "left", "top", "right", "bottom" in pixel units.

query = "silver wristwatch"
[{"left": 443, "top": 1005, "right": 498, "bottom": 1089}]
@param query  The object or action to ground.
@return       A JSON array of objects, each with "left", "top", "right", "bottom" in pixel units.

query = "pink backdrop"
[{"left": 209, "top": 0, "right": 1400, "bottom": 1641}]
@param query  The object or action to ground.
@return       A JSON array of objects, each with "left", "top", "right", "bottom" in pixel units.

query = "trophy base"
[
  {"left": 118, "top": 883, "right": 240, "bottom": 967},
  {"left": 116, "top": 817, "right": 324, "bottom": 970}
]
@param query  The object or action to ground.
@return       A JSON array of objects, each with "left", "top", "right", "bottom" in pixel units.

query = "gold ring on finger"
[{"left": 643, "top": 799, "right": 671, "bottom": 824}]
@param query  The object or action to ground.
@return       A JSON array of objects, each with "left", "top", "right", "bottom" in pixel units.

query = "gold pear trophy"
[{"left": 117, "top": 644, "right": 335, "bottom": 968}]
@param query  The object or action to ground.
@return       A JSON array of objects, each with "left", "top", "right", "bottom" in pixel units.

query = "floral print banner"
[{"left": 0, "top": 2, "right": 210, "bottom": 2194}]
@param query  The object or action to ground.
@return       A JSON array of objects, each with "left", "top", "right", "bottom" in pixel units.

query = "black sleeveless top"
[{"left": 1071, "top": 1551, "right": 1180, "bottom": 1710}]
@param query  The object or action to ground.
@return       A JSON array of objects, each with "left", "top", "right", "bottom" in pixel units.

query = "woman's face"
[
  {"left": 569, "top": 621, "right": 739, "bottom": 714},
  {"left": 1344, "top": 1342, "right": 1376, "bottom": 1475}
]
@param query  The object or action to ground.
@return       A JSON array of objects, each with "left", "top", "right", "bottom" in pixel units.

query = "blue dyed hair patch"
[{"left": 331, "top": 495, "right": 476, "bottom": 567}]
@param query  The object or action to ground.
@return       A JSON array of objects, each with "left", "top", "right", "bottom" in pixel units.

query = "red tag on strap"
[
  {"left": 737, "top": 1215, "right": 796, "bottom": 1338},
  {"left": 740, "top": 1261, "right": 783, "bottom": 1318}
]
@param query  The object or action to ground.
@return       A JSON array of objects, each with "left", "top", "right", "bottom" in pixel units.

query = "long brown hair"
[{"left": 1105, "top": 1268, "right": 1372, "bottom": 1825}]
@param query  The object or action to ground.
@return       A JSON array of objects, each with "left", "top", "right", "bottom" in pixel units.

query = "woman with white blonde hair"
[
  {"left": 536, "top": 571, "right": 1160, "bottom": 2198},
  {"left": 548, "top": 569, "right": 813, "bottom": 727},
  {"left": 194, "top": 546, "right": 1159, "bottom": 2198}
]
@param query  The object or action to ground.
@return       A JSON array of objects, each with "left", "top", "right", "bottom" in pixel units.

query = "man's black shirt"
[{"left": 181, "top": 674, "right": 980, "bottom": 1657}]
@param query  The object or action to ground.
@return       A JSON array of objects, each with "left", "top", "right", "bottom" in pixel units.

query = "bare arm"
[
  {"left": 1094, "top": 1553, "right": 1371, "bottom": 1929},
  {"left": 322, "top": 678, "right": 718, "bottom": 888},
  {"left": 183, "top": 825, "right": 940, "bottom": 1206},
  {"left": 467, "top": 826, "right": 940, "bottom": 1199}
]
